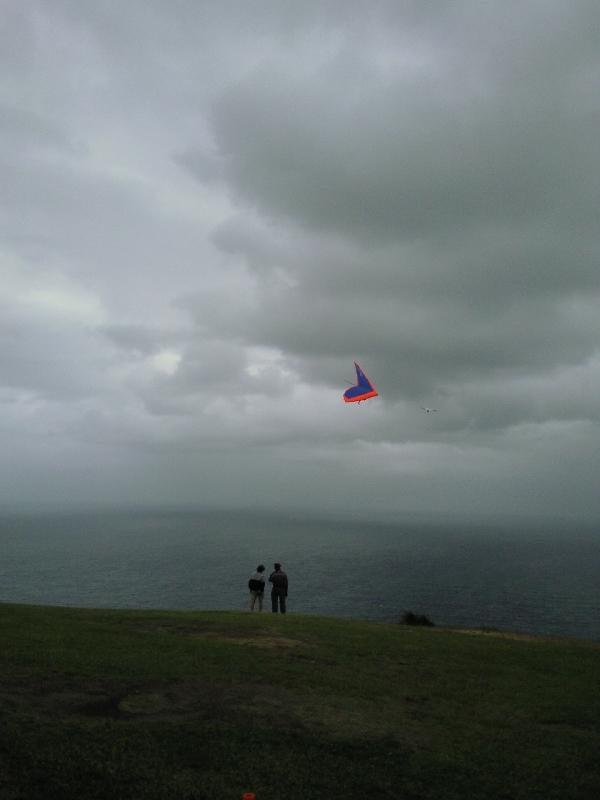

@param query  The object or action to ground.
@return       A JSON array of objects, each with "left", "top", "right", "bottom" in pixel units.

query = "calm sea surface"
[{"left": 1, "top": 509, "right": 599, "bottom": 641}]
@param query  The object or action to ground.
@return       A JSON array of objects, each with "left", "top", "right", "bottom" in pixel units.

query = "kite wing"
[{"left": 343, "top": 362, "right": 378, "bottom": 403}]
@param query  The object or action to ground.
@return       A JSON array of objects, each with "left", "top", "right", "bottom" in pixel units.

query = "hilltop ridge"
[{"left": 1, "top": 603, "right": 599, "bottom": 799}]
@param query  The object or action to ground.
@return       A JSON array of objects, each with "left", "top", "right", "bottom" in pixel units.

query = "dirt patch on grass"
[
  {"left": 2, "top": 681, "right": 120, "bottom": 721},
  {"left": 2, "top": 674, "right": 428, "bottom": 753},
  {"left": 128, "top": 619, "right": 309, "bottom": 650},
  {"left": 2, "top": 675, "right": 400, "bottom": 740},
  {"left": 126, "top": 621, "right": 245, "bottom": 638},
  {"left": 452, "top": 628, "right": 600, "bottom": 647},
  {"left": 452, "top": 628, "right": 563, "bottom": 643},
  {"left": 283, "top": 694, "right": 426, "bottom": 747},
  {"left": 0, "top": 676, "right": 308, "bottom": 727},
  {"left": 203, "top": 634, "right": 305, "bottom": 649}
]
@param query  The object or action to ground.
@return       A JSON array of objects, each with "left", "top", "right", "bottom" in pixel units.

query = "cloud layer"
[{"left": 2, "top": 1, "right": 600, "bottom": 518}]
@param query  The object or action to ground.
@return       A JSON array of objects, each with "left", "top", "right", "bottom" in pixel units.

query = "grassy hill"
[{"left": 1, "top": 603, "right": 599, "bottom": 799}]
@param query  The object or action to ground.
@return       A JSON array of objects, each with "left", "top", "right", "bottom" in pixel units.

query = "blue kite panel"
[{"left": 343, "top": 362, "right": 378, "bottom": 403}]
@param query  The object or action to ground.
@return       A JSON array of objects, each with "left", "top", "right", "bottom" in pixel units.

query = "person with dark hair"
[
  {"left": 269, "top": 563, "right": 288, "bottom": 614},
  {"left": 248, "top": 564, "right": 266, "bottom": 611}
]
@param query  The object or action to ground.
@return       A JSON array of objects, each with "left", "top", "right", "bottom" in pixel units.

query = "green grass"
[{"left": 1, "top": 604, "right": 599, "bottom": 799}]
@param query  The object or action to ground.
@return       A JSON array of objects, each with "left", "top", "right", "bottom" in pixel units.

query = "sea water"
[{"left": 0, "top": 508, "right": 598, "bottom": 641}]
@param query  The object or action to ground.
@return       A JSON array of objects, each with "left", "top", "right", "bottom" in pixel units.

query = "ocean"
[{"left": 1, "top": 508, "right": 599, "bottom": 641}]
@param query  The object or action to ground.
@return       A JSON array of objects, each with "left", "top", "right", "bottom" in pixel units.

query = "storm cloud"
[{"left": 2, "top": 1, "right": 600, "bottom": 518}]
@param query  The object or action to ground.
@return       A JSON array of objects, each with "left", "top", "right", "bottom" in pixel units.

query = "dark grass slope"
[{"left": 1, "top": 603, "right": 599, "bottom": 799}]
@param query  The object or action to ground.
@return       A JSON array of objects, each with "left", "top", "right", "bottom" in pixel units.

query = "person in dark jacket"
[
  {"left": 269, "top": 562, "right": 288, "bottom": 613},
  {"left": 248, "top": 564, "right": 266, "bottom": 611}
]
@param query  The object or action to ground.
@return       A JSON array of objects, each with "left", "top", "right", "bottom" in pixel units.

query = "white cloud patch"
[{"left": 150, "top": 349, "right": 181, "bottom": 376}]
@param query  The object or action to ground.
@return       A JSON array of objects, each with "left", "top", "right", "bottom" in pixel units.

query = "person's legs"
[
  {"left": 249, "top": 591, "right": 257, "bottom": 611},
  {"left": 271, "top": 591, "right": 278, "bottom": 612},
  {"left": 279, "top": 594, "right": 286, "bottom": 614},
  {"left": 257, "top": 592, "right": 263, "bottom": 611}
]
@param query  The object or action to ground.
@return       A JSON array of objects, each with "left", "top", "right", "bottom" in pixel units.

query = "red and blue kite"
[{"left": 343, "top": 362, "right": 378, "bottom": 403}]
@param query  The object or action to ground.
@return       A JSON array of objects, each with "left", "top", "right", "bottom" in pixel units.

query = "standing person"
[
  {"left": 248, "top": 564, "right": 266, "bottom": 611},
  {"left": 269, "top": 563, "right": 288, "bottom": 614}
]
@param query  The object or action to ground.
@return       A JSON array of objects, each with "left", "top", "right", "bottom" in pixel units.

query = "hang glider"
[
  {"left": 421, "top": 407, "right": 438, "bottom": 413},
  {"left": 343, "top": 362, "right": 378, "bottom": 403}
]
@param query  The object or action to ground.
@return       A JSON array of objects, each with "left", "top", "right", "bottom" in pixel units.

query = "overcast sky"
[{"left": 2, "top": 1, "right": 600, "bottom": 519}]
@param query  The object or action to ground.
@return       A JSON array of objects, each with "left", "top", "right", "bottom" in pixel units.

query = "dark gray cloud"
[
  {"left": 2, "top": 1, "right": 600, "bottom": 517},
  {"left": 179, "top": 0, "right": 600, "bottom": 416},
  {"left": 188, "top": 3, "right": 599, "bottom": 242}
]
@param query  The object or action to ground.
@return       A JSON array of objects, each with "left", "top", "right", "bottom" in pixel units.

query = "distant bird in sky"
[{"left": 421, "top": 407, "right": 438, "bottom": 413}]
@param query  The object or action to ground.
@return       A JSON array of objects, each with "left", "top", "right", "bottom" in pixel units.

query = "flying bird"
[
  {"left": 420, "top": 407, "right": 438, "bottom": 413},
  {"left": 343, "top": 362, "right": 378, "bottom": 404}
]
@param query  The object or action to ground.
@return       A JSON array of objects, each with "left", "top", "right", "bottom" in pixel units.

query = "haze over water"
[{"left": 1, "top": 509, "right": 598, "bottom": 641}]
